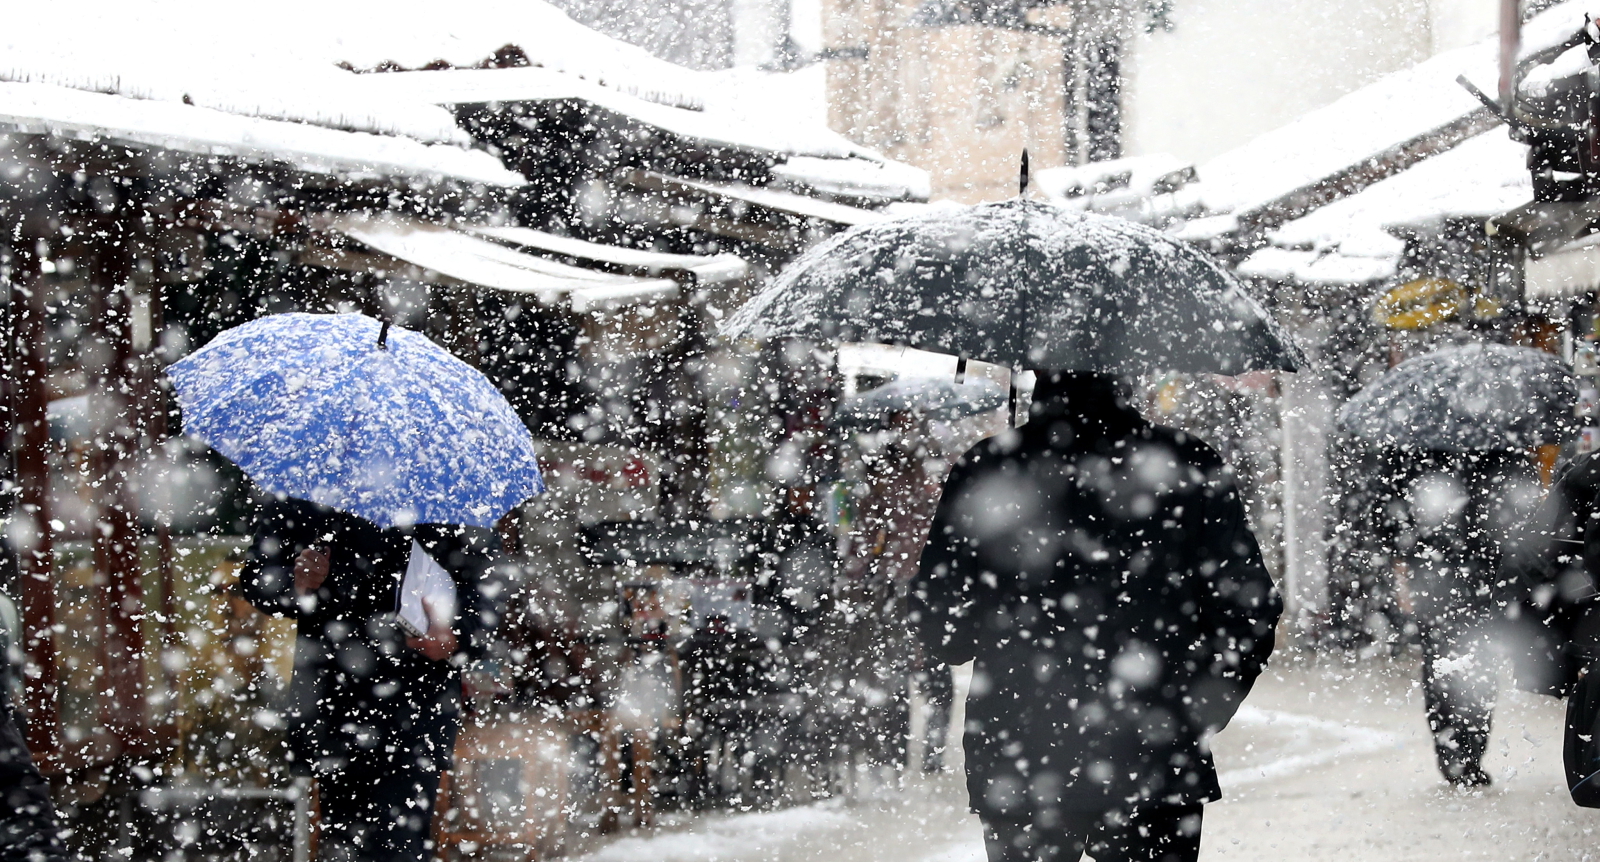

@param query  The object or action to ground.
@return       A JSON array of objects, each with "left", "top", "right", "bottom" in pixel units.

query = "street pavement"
[{"left": 574, "top": 651, "right": 1598, "bottom": 861}]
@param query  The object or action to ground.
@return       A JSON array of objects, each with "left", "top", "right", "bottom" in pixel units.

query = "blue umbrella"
[{"left": 166, "top": 312, "right": 543, "bottom": 528}]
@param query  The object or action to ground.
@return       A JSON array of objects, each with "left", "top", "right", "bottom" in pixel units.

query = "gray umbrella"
[
  {"left": 722, "top": 199, "right": 1303, "bottom": 374},
  {"left": 1335, "top": 343, "right": 1578, "bottom": 452},
  {"left": 835, "top": 375, "right": 1006, "bottom": 428}
]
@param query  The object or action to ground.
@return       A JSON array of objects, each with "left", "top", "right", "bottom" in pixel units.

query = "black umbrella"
[
  {"left": 1336, "top": 343, "right": 1578, "bottom": 452},
  {"left": 722, "top": 199, "right": 1302, "bottom": 374}
]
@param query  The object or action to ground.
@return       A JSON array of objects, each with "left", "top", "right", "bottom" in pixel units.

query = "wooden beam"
[
  {"left": 6, "top": 226, "right": 62, "bottom": 768},
  {"left": 84, "top": 207, "right": 150, "bottom": 757}
]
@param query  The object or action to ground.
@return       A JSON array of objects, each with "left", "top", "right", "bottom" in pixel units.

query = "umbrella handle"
[{"left": 378, "top": 320, "right": 391, "bottom": 350}]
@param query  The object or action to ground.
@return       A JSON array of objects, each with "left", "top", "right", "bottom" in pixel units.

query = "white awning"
[
  {"left": 327, "top": 215, "right": 679, "bottom": 311},
  {"left": 468, "top": 225, "right": 747, "bottom": 283},
  {"left": 1527, "top": 233, "right": 1600, "bottom": 299}
]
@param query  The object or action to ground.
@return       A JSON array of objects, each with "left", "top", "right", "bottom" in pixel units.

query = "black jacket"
[
  {"left": 240, "top": 497, "right": 502, "bottom": 775},
  {"left": 1375, "top": 449, "right": 1538, "bottom": 624},
  {"left": 911, "top": 374, "right": 1280, "bottom": 816}
]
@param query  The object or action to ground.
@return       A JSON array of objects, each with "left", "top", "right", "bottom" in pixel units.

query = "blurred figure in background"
[
  {"left": 1504, "top": 452, "right": 1600, "bottom": 804},
  {"left": 912, "top": 372, "right": 1279, "bottom": 862},
  {"left": 1378, "top": 449, "right": 1541, "bottom": 787}
]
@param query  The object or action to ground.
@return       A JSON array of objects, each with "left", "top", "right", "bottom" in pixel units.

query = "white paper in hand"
[{"left": 399, "top": 540, "right": 456, "bottom": 638}]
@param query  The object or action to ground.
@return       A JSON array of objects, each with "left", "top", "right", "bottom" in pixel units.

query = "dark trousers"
[
  {"left": 1420, "top": 618, "right": 1496, "bottom": 784},
  {"left": 982, "top": 804, "right": 1203, "bottom": 862},
  {"left": 316, "top": 760, "right": 443, "bottom": 862}
]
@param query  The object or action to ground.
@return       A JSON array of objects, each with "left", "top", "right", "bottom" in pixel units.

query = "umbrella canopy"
[
  {"left": 1335, "top": 343, "right": 1578, "bottom": 453},
  {"left": 723, "top": 199, "right": 1302, "bottom": 374},
  {"left": 835, "top": 375, "right": 1006, "bottom": 428},
  {"left": 166, "top": 312, "right": 544, "bottom": 528}
]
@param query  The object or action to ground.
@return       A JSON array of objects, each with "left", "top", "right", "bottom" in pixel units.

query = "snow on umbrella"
[
  {"left": 165, "top": 312, "right": 544, "bottom": 528},
  {"left": 722, "top": 199, "right": 1303, "bottom": 374},
  {"left": 1335, "top": 343, "right": 1578, "bottom": 453},
  {"left": 835, "top": 375, "right": 1006, "bottom": 428}
]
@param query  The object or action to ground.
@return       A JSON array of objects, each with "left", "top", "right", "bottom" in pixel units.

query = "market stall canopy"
[
  {"left": 1335, "top": 343, "right": 1577, "bottom": 453},
  {"left": 319, "top": 215, "right": 685, "bottom": 311}
]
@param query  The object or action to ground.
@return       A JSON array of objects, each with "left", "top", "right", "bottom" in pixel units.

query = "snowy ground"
[{"left": 571, "top": 652, "right": 1599, "bottom": 862}]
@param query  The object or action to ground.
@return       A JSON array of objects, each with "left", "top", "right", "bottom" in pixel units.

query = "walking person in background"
[
  {"left": 911, "top": 372, "right": 1280, "bottom": 862},
  {"left": 1378, "top": 449, "right": 1541, "bottom": 787},
  {"left": 242, "top": 496, "right": 502, "bottom": 862}
]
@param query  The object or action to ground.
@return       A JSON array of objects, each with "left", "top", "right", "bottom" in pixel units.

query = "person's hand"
[
  {"left": 408, "top": 621, "right": 458, "bottom": 662},
  {"left": 293, "top": 547, "right": 330, "bottom": 597}
]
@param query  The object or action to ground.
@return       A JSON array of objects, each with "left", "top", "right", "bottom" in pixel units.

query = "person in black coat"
[
  {"left": 1376, "top": 449, "right": 1539, "bottom": 787},
  {"left": 240, "top": 496, "right": 503, "bottom": 862},
  {"left": 911, "top": 372, "right": 1280, "bottom": 862}
]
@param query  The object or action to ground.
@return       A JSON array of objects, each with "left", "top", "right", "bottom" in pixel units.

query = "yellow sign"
[{"left": 1373, "top": 277, "right": 1467, "bottom": 330}]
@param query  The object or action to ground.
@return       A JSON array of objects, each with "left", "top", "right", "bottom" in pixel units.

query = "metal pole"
[{"left": 1500, "top": 0, "right": 1521, "bottom": 109}]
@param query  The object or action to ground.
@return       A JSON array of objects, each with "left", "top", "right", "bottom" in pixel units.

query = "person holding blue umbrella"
[{"left": 167, "top": 312, "right": 544, "bottom": 862}]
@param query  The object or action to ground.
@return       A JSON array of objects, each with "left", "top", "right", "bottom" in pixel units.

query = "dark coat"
[
  {"left": 910, "top": 374, "right": 1280, "bottom": 817},
  {"left": 240, "top": 497, "right": 502, "bottom": 776},
  {"left": 1376, "top": 449, "right": 1538, "bottom": 624}
]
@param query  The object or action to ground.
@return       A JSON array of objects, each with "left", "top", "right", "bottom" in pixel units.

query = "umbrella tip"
[
  {"left": 378, "top": 319, "right": 391, "bottom": 350},
  {"left": 1019, "top": 150, "right": 1030, "bottom": 197}
]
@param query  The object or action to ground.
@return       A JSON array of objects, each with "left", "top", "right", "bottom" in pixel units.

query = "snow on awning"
[
  {"left": 0, "top": 81, "right": 522, "bottom": 187},
  {"left": 630, "top": 171, "right": 889, "bottom": 228},
  {"left": 771, "top": 155, "right": 930, "bottom": 204},
  {"left": 327, "top": 215, "right": 678, "bottom": 311},
  {"left": 467, "top": 225, "right": 748, "bottom": 284},
  {"left": 1527, "top": 233, "right": 1600, "bottom": 299},
  {"left": 1240, "top": 130, "right": 1531, "bottom": 288},
  {"left": 1235, "top": 247, "right": 1395, "bottom": 287}
]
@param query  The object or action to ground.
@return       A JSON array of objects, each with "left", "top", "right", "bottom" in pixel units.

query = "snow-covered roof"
[
  {"left": 1196, "top": 1, "right": 1586, "bottom": 218},
  {"left": 322, "top": 0, "right": 711, "bottom": 111},
  {"left": 348, "top": 63, "right": 927, "bottom": 203},
  {"left": 1236, "top": 130, "right": 1531, "bottom": 287},
  {"left": 1, "top": 3, "right": 472, "bottom": 144},
  {"left": 0, "top": 81, "right": 522, "bottom": 187},
  {"left": 1052, "top": 1, "right": 1586, "bottom": 244},
  {"left": 350, "top": 66, "right": 860, "bottom": 160}
]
